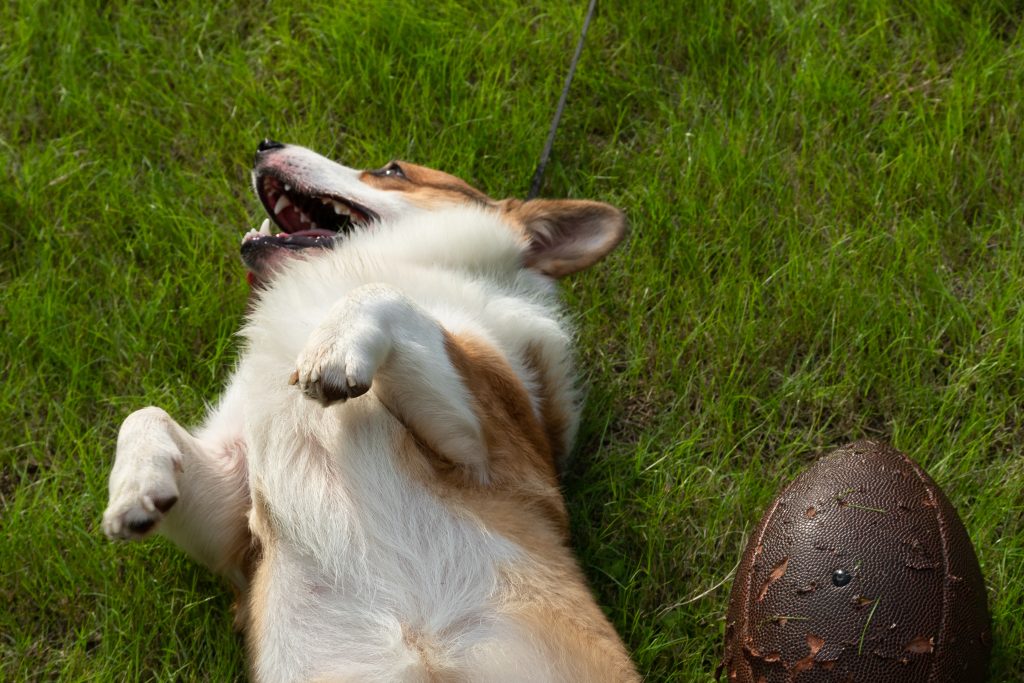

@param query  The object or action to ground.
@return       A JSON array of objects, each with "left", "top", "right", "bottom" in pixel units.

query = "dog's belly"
[
  {"left": 242, "top": 395, "right": 540, "bottom": 682},
  {"left": 247, "top": 503, "right": 550, "bottom": 683},
  {"left": 249, "top": 547, "right": 539, "bottom": 682}
]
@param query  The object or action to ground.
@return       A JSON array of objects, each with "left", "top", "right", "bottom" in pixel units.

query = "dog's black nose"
[{"left": 257, "top": 139, "right": 285, "bottom": 153}]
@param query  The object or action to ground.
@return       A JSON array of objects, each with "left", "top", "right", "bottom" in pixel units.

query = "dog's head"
[{"left": 242, "top": 140, "right": 626, "bottom": 285}]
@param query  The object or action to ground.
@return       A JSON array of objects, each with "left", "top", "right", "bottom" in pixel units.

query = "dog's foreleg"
[
  {"left": 293, "top": 283, "right": 488, "bottom": 474},
  {"left": 103, "top": 406, "right": 252, "bottom": 588}
]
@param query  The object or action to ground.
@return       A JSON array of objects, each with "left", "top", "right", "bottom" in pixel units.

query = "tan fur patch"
[
  {"left": 244, "top": 552, "right": 273, "bottom": 678},
  {"left": 524, "top": 342, "right": 573, "bottom": 464},
  {"left": 385, "top": 332, "right": 638, "bottom": 679},
  {"left": 499, "top": 562, "right": 641, "bottom": 681},
  {"left": 359, "top": 162, "right": 493, "bottom": 209},
  {"left": 441, "top": 332, "right": 568, "bottom": 533},
  {"left": 229, "top": 537, "right": 262, "bottom": 632},
  {"left": 240, "top": 493, "right": 275, "bottom": 660}
]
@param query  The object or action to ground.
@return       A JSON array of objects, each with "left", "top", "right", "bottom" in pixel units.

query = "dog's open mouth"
[
  {"left": 256, "top": 174, "right": 377, "bottom": 237},
  {"left": 242, "top": 173, "right": 379, "bottom": 283}
]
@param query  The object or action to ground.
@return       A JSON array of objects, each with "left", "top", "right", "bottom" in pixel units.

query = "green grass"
[{"left": 2, "top": 0, "right": 1022, "bottom": 680}]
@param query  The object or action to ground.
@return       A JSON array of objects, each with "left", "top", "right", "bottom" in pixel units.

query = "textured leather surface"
[{"left": 721, "top": 440, "right": 991, "bottom": 682}]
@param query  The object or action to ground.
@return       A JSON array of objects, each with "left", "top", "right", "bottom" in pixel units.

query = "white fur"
[
  {"left": 106, "top": 201, "right": 591, "bottom": 681},
  {"left": 105, "top": 211, "right": 577, "bottom": 679},
  {"left": 245, "top": 208, "right": 583, "bottom": 681}
]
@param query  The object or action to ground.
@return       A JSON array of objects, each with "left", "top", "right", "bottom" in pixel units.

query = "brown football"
[{"left": 721, "top": 440, "right": 991, "bottom": 682}]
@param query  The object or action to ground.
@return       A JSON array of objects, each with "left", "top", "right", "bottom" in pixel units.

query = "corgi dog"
[{"left": 103, "top": 140, "right": 639, "bottom": 682}]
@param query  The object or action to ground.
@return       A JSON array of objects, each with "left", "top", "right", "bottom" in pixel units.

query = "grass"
[{"left": 1, "top": 0, "right": 1022, "bottom": 679}]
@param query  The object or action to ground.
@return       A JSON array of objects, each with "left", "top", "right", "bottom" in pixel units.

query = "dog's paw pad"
[
  {"left": 152, "top": 494, "right": 178, "bottom": 513},
  {"left": 123, "top": 509, "right": 159, "bottom": 536},
  {"left": 294, "top": 340, "right": 380, "bottom": 405},
  {"left": 301, "top": 372, "right": 370, "bottom": 405},
  {"left": 103, "top": 489, "right": 179, "bottom": 541}
]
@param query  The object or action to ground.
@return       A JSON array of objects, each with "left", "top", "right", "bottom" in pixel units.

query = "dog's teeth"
[
  {"left": 332, "top": 201, "right": 350, "bottom": 216},
  {"left": 274, "top": 195, "right": 292, "bottom": 214},
  {"left": 310, "top": 221, "right": 319, "bottom": 229},
  {"left": 299, "top": 212, "right": 310, "bottom": 223},
  {"left": 284, "top": 184, "right": 292, "bottom": 192},
  {"left": 259, "top": 218, "right": 272, "bottom": 235}
]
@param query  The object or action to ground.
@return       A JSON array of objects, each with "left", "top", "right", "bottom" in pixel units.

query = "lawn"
[{"left": 1, "top": 0, "right": 1022, "bottom": 680}]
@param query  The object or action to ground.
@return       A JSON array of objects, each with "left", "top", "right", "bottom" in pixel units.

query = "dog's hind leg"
[
  {"left": 103, "top": 402, "right": 252, "bottom": 590},
  {"left": 293, "top": 283, "right": 494, "bottom": 478}
]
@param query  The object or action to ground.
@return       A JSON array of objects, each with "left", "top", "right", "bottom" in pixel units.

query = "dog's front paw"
[
  {"left": 103, "top": 484, "right": 179, "bottom": 540},
  {"left": 292, "top": 316, "right": 391, "bottom": 406},
  {"left": 103, "top": 409, "right": 182, "bottom": 540}
]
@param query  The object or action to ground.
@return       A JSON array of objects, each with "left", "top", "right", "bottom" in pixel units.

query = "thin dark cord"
[{"left": 526, "top": 0, "right": 598, "bottom": 200}]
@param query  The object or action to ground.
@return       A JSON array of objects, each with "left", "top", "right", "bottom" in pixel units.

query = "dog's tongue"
[{"left": 241, "top": 223, "right": 338, "bottom": 289}]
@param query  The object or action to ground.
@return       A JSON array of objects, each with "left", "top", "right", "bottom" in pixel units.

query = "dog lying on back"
[{"left": 103, "top": 140, "right": 639, "bottom": 682}]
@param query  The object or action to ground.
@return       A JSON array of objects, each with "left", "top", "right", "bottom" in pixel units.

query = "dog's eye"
[{"left": 375, "top": 162, "right": 405, "bottom": 179}]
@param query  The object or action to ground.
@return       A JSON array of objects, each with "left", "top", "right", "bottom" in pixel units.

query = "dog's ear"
[{"left": 504, "top": 199, "right": 627, "bottom": 278}]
